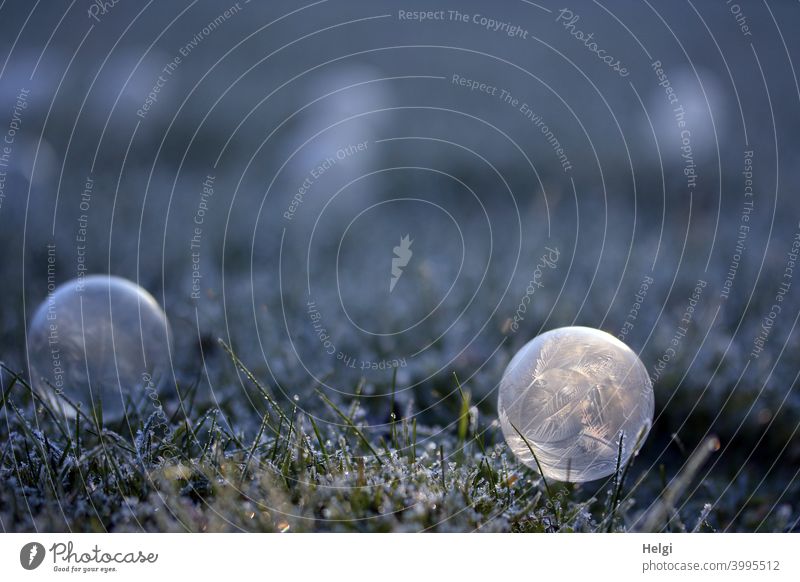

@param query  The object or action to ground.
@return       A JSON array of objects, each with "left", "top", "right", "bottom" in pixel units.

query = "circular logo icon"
[{"left": 20, "top": 542, "right": 46, "bottom": 570}]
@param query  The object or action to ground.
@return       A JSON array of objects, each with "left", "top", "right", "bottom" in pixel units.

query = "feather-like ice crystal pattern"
[{"left": 498, "top": 326, "right": 654, "bottom": 482}]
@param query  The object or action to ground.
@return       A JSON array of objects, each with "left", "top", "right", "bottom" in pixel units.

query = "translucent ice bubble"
[
  {"left": 27, "top": 275, "right": 172, "bottom": 421},
  {"left": 498, "top": 326, "right": 653, "bottom": 482}
]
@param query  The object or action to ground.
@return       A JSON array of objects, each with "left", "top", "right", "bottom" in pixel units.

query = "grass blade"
[{"left": 316, "top": 389, "right": 383, "bottom": 465}]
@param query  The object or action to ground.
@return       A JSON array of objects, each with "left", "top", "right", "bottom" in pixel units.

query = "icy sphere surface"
[
  {"left": 498, "top": 326, "right": 653, "bottom": 482},
  {"left": 27, "top": 275, "right": 172, "bottom": 420}
]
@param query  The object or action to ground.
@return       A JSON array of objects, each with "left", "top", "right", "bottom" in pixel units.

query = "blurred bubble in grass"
[{"left": 27, "top": 275, "right": 172, "bottom": 421}]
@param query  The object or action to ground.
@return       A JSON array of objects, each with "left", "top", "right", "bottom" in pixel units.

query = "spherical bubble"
[
  {"left": 27, "top": 275, "right": 172, "bottom": 420},
  {"left": 498, "top": 326, "right": 653, "bottom": 482}
]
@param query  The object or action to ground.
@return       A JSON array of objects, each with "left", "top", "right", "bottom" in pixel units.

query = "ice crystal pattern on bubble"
[{"left": 498, "top": 327, "right": 654, "bottom": 482}]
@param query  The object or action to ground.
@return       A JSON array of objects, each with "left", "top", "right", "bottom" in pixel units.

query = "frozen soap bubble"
[
  {"left": 498, "top": 326, "right": 653, "bottom": 482},
  {"left": 27, "top": 275, "right": 172, "bottom": 420}
]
